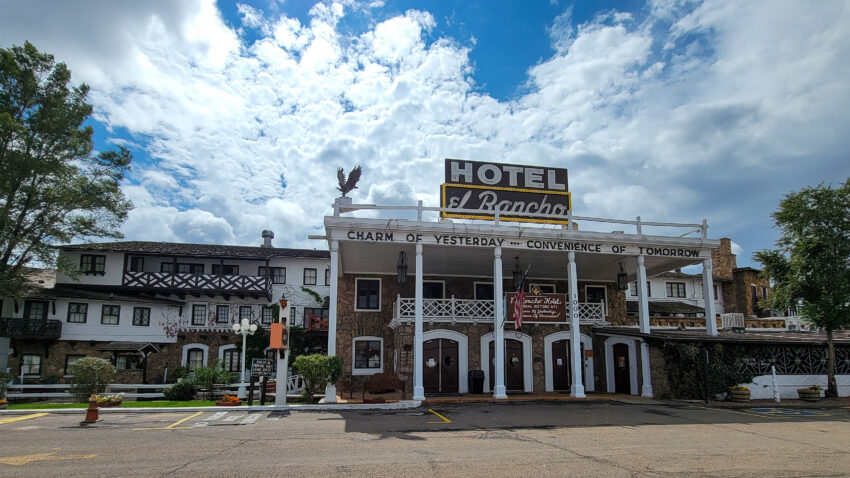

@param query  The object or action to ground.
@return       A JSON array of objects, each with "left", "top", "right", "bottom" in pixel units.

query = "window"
[
  {"left": 713, "top": 284, "right": 718, "bottom": 300},
  {"left": 751, "top": 285, "right": 759, "bottom": 308},
  {"left": 289, "top": 307, "right": 296, "bottom": 326},
  {"left": 261, "top": 306, "right": 275, "bottom": 324},
  {"left": 304, "top": 308, "right": 329, "bottom": 329},
  {"left": 761, "top": 286, "right": 769, "bottom": 300},
  {"left": 222, "top": 348, "right": 240, "bottom": 373},
  {"left": 186, "top": 348, "right": 204, "bottom": 371},
  {"left": 21, "top": 354, "right": 42, "bottom": 376},
  {"left": 666, "top": 282, "right": 686, "bottom": 298},
  {"left": 303, "top": 268, "right": 317, "bottom": 285},
  {"left": 628, "top": 281, "right": 651, "bottom": 297},
  {"left": 475, "top": 282, "right": 494, "bottom": 301},
  {"left": 192, "top": 305, "right": 207, "bottom": 326},
  {"left": 212, "top": 264, "right": 239, "bottom": 275},
  {"left": 161, "top": 262, "right": 174, "bottom": 273},
  {"left": 129, "top": 256, "right": 144, "bottom": 272},
  {"left": 529, "top": 283, "right": 555, "bottom": 294},
  {"left": 325, "top": 269, "right": 330, "bottom": 286},
  {"left": 259, "top": 267, "right": 286, "bottom": 284},
  {"left": 64, "top": 354, "right": 85, "bottom": 375},
  {"left": 101, "top": 305, "right": 120, "bottom": 325},
  {"left": 133, "top": 307, "right": 150, "bottom": 326},
  {"left": 355, "top": 278, "right": 380, "bottom": 311},
  {"left": 24, "top": 300, "right": 48, "bottom": 320},
  {"left": 116, "top": 354, "right": 141, "bottom": 370},
  {"left": 80, "top": 254, "right": 105, "bottom": 275},
  {"left": 67, "top": 302, "right": 88, "bottom": 323},
  {"left": 352, "top": 337, "right": 383, "bottom": 375},
  {"left": 177, "top": 263, "right": 204, "bottom": 275},
  {"left": 216, "top": 305, "right": 230, "bottom": 324},
  {"left": 423, "top": 281, "right": 445, "bottom": 299},
  {"left": 239, "top": 306, "right": 252, "bottom": 322}
]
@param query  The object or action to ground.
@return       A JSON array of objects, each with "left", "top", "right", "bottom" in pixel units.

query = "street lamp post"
[{"left": 231, "top": 318, "right": 257, "bottom": 399}]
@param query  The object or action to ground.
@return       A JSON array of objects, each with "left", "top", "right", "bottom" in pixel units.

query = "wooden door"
[
  {"left": 552, "top": 339, "right": 570, "bottom": 391},
  {"left": 423, "top": 339, "right": 440, "bottom": 393},
  {"left": 489, "top": 339, "right": 524, "bottom": 392},
  {"left": 613, "top": 343, "right": 631, "bottom": 394},
  {"left": 423, "top": 339, "right": 459, "bottom": 393}
]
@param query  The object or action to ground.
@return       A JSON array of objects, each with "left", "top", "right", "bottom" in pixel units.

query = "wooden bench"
[{"left": 362, "top": 372, "right": 406, "bottom": 400}]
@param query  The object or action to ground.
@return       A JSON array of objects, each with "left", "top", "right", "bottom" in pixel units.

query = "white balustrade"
[{"left": 390, "top": 297, "right": 604, "bottom": 327}]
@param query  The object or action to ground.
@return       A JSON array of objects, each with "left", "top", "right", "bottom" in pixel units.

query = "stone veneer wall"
[
  {"left": 711, "top": 238, "right": 736, "bottom": 281},
  {"left": 733, "top": 269, "right": 771, "bottom": 316}
]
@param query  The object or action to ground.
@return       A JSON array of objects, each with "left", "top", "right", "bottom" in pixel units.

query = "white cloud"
[{"left": 1, "top": 0, "right": 848, "bottom": 262}]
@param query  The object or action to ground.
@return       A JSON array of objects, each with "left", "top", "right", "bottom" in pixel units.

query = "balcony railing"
[
  {"left": 122, "top": 271, "right": 271, "bottom": 298},
  {"left": 390, "top": 296, "right": 605, "bottom": 327},
  {"left": 306, "top": 313, "right": 329, "bottom": 332},
  {"left": 0, "top": 318, "right": 62, "bottom": 340}
]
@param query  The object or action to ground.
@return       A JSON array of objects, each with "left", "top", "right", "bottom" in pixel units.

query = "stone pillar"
[
  {"left": 640, "top": 342, "right": 653, "bottom": 397},
  {"left": 413, "top": 243, "right": 425, "bottom": 400},
  {"left": 568, "top": 251, "right": 585, "bottom": 397},
  {"left": 493, "top": 246, "right": 507, "bottom": 399},
  {"left": 324, "top": 240, "right": 339, "bottom": 403},
  {"left": 702, "top": 258, "right": 718, "bottom": 336}
]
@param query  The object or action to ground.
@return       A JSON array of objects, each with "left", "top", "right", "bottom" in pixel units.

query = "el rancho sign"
[{"left": 440, "top": 159, "right": 571, "bottom": 225}]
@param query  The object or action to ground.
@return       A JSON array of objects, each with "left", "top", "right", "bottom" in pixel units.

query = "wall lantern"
[
  {"left": 616, "top": 262, "right": 629, "bottom": 291},
  {"left": 397, "top": 251, "right": 408, "bottom": 284},
  {"left": 512, "top": 257, "right": 523, "bottom": 290}
]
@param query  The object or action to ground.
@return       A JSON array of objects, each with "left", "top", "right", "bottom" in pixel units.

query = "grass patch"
[
  {"left": 8, "top": 402, "right": 87, "bottom": 410},
  {"left": 6, "top": 400, "right": 240, "bottom": 409}
]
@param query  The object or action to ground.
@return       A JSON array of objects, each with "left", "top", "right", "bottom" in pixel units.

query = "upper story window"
[
  {"left": 474, "top": 282, "right": 494, "bottom": 301},
  {"left": 161, "top": 263, "right": 204, "bottom": 275},
  {"left": 325, "top": 269, "right": 330, "bottom": 286},
  {"left": 133, "top": 307, "right": 150, "bottom": 326},
  {"left": 216, "top": 305, "right": 230, "bottom": 324},
  {"left": 67, "top": 302, "right": 88, "bottom": 323},
  {"left": 261, "top": 306, "right": 275, "bottom": 324},
  {"left": 129, "top": 256, "right": 144, "bottom": 272},
  {"left": 751, "top": 285, "right": 759, "bottom": 308},
  {"left": 212, "top": 264, "right": 239, "bottom": 275},
  {"left": 423, "top": 281, "right": 445, "bottom": 299},
  {"left": 529, "top": 283, "right": 555, "bottom": 294},
  {"left": 355, "top": 278, "right": 381, "bottom": 311},
  {"left": 259, "top": 266, "right": 286, "bottom": 284},
  {"left": 629, "top": 281, "right": 652, "bottom": 297},
  {"left": 239, "top": 306, "right": 252, "bottom": 322},
  {"left": 101, "top": 305, "right": 120, "bottom": 325},
  {"left": 80, "top": 254, "right": 105, "bottom": 275},
  {"left": 191, "top": 304, "right": 207, "bottom": 326},
  {"left": 713, "top": 284, "right": 718, "bottom": 300},
  {"left": 761, "top": 286, "right": 769, "bottom": 300},
  {"left": 666, "top": 282, "right": 686, "bottom": 298},
  {"left": 24, "top": 300, "right": 48, "bottom": 320},
  {"left": 303, "top": 268, "right": 317, "bottom": 285}
]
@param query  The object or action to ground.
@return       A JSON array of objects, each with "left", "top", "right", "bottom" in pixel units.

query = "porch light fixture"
[
  {"left": 512, "top": 257, "right": 522, "bottom": 289},
  {"left": 397, "top": 251, "right": 408, "bottom": 284},
  {"left": 616, "top": 262, "right": 629, "bottom": 291}
]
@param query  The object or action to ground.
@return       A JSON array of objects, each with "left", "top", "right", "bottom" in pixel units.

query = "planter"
[
  {"left": 98, "top": 401, "right": 122, "bottom": 408},
  {"left": 363, "top": 398, "right": 386, "bottom": 404},
  {"left": 729, "top": 389, "right": 751, "bottom": 402},
  {"left": 797, "top": 388, "right": 821, "bottom": 401},
  {"left": 216, "top": 400, "right": 242, "bottom": 406}
]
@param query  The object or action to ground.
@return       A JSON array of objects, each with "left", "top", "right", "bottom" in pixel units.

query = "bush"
[
  {"left": 193, "top": 360, "right": 236, "bottom": 399},
  {"left": 168, "top": 366, "right": 189, "bottom": 383},
  {"left": 0, "top": 372, "right": 12, "bottom": 400},
  {"left": 69, "top": 357, "right": 116, "bottom": 402},
  {"left": 293, "top": 354, "right": 343, "bottom": 403},
  {"left": 660, "top": 342, "right": 755, "bottom": 400},
  {"left": 163, "top": 379, "right": 197, "bottom": 401}
]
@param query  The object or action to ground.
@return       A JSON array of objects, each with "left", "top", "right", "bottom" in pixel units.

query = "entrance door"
[
  {"left": 586, "top": 285, "right": 607, "bottom": 317},
  {"left": 552, "top": 339, "right": 570, "bottom": 391},
  {"left": 423, "top": 338, "right": 459, "bottom": 393},
  {"left": 489, "top": 339, "right": 524, "bottom": 392},
  {"left": 613, "top": 343, "right": 631, "bottom": 394}
]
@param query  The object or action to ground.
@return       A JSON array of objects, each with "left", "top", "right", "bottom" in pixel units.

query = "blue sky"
[{"left": 2, "top": 0, "right": 849, "bottom": 269}]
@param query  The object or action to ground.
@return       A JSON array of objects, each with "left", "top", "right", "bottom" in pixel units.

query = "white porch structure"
[{"left": 320, "top": 198, "right": 721, "bottom": 402}]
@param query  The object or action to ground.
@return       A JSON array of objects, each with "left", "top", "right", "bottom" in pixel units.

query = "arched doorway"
[
  {"left": 480, "top": 332, "right": 533, "bottom": 393},
  {"left": 544, "top": 332, "right": 595, "bottom": 392},
  {"left": 423, "top": 329, "right": 469, "bottom": 393},
  {"left": 604, "top": 336, "right": 639, "bottom": 395},
  {"left": 424, "top": 338, "right": 459, "bottom": 393},
  {"left": 489, "top": 339, "right": 524, "bottom": 392}
]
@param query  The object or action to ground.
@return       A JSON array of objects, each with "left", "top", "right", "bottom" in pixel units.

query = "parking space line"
[
  {"left": 0, "top": 413, "right": 49, "bottom": 425},
  {"left": 241, "top": 414, "right": 261, "bottom": 425},
  {"left": 428, "top": 409, "right": 451, "bottom": 424},
  {"left": 133, "top": 411, "right": 204, "bottom": 430}
]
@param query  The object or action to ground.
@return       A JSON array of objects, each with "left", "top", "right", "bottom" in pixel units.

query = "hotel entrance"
[
  {"left": 423, "top": 338, "right": 459, "bottom": 393},
  {"left": 551, "top": 339, "right": 584, "bottom": 391},
  {"left": 489, "top": 339, "right": 524, "bottom": 392}
]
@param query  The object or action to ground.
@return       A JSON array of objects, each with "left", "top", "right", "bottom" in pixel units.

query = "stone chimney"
[
  {"left": 261, "top": 230, "right": 274, "bottom": 248},
  {"left": 711, "top": 238, "right": 736, "bottom": 281}
]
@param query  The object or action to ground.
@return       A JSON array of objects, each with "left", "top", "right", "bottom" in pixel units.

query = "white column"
[
  {"left": 493, "top": 246, "right": 507, "bottom": 398},
  {"left": 568, "top": 251, "right": 585, "bottom": 398},
  {"left": 636, "top": 255, "right": 653, "bottom": 397},
  {"left": 702, "top": 258, "right": 718, "bottom": 336},
  {"left": 413, "top": 243, "right": 425, "bottom": 400},
  {"left": 323, "top": 240, "right": 339, "bottom": 402}
]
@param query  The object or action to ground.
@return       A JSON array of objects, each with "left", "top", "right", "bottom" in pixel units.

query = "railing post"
[
  {"left": 636, "top": 216, "right": 642, "bottom": 234},
  {"left": 417, "top": 200, "right": 423, "bottom": 222},
  {"left": 568, "top": 210, "right": 572, "bottom": 230},
  {"left": 451, "top": 295, "right": 456, "bottom": 321},
  {"left": 396, "top": 294, "right": 401, "bottom": 320},
  {"left": 701, "top": 219, "right": 708, "bottom": 239},
  {"left": 494, "top": 210, "right": 500, "bottom": 226},
  {"left": 333, "top": 197, "right": 340, "bottom": 216}
]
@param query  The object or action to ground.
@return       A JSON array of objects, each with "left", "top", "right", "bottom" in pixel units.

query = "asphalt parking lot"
[{"left": 2, "top": 401, "right": 850, "bottom": 476}]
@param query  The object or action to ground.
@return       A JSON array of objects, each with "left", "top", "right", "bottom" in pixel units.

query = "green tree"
[
  {"left": 0, "top": 42, "right": 132, "bottom": 297},
  {"left": 68, "top": 357, "right": 116, "bottom": 402},
  {"left": 754, "top": 179, "right": 850, "bottom": 398},
  {"left": 293, "top": 354, "right": 343, "bottom": 403},
  {"left": 192, "top": 360, "right": 236, "bottom": 400}
]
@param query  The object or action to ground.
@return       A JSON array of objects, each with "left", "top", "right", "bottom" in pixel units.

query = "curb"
[{"left": 0, "top": 400, "right": 423, "bottom": 415}]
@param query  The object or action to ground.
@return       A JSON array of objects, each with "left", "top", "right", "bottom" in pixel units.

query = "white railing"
[
  {"left": 721, "top": 313, "right": 745, "bottom": 329},
  {"left": 391, "top": 295, "right": 605, "bottom": 327}
]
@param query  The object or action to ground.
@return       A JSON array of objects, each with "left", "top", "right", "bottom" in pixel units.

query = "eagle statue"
[{"left": 337, "top": 165, "right": 362, "bottom": 197}]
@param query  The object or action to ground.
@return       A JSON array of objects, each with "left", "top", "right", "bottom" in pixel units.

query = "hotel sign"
[
  {"left": 440, "top": 159, "right": 571, "bottom": 225},
  {"left": 507, "top": 293, "right": 567, "bottom": 323}
]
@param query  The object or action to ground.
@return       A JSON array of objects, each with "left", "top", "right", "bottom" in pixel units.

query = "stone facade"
[
  {"left": 733, "top": 268, "right": 771, "bottom": 317},
  {"left": 711, "top": 238, "right": 736, "bottom": 281}
]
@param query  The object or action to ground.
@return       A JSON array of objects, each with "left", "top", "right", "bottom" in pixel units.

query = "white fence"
[{"left": 391, "top": 296, "right": 605, "bottom": 327}]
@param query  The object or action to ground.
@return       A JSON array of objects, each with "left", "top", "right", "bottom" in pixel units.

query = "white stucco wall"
[{"left": 743, "top": 375, "right": 850, "bottom": 399}]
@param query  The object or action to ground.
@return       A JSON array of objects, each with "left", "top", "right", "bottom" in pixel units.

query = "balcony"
[
  {"left": 122, "top": 271, "right": 271, "bottom": 299},
  {"left": 390, "top": 296, "right": 605, "bottom": 328},
  {"left": 0, "top": 318, "right": 62, "bottom": 340}
]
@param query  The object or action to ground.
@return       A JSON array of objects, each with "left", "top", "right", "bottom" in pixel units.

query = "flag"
[{"left": 513, "top": 261, "right": 532, "bottom": 330}]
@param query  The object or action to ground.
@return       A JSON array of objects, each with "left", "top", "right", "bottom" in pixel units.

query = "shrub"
[
  {"left": 164, "top": 379, "right": 197, "bottom": 401},
  {"left": 293, "top": 354, "right": 344, "bottom": 403},
  {"left": 69, "top": 357, "right": 116, "bottom": 402},
  {"left": 168, "top": 366, "right": 189, "bottom": 383},
  {"left": 193, "top": 360, "right": 236, "bottom": 399},
  {"left": 660, "top": 342, "right": 755, "bottom": 400},
  {"left": 0, "top": 372, "right": 12, "bottom": 400}
]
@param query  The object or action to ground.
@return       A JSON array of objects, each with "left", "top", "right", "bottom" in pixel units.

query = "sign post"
[{"left": 273, "top": 299, "right": 290, "bottom": 405}]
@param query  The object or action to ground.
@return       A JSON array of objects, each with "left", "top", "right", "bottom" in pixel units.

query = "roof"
[
  {"left": 594, "top": 327, "right": 850, "bottom": 345},
  {"left": 27, "top": 284, "right": 185, "bottom": 306},
  {"left": 626, "top": 300, "right": 706, "bottom": 315},
  {"left": 652, "top": 270, "right": 698, "bottom": 279},
  {"left": 733, "top": 267, "right": 763, "bottom": 274},
  {"left": 95, "top": 342, "right": 160, "bottom": 354},
  {"left": 61, "top": 241, "right": 330, "bottom": 259}
]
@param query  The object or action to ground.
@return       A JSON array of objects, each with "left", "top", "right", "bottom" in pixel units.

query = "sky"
[{"left": 1, "top": 0, "right": 849, "bottom": 269}]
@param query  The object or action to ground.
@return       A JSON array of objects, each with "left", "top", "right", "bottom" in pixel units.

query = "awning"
[{"left": 95, "top": 342, "right": 160, "bottom": 355}]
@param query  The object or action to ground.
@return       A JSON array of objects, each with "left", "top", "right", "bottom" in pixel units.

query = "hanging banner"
[
  {"left": 507, "top": 292, "right": 567, "bottom": 323},
  {"left": 440, "top": 159, "right": 571, "bottom": 225}
]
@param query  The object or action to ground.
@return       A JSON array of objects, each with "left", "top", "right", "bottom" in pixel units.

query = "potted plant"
[
  {"left": 96, "top": 392, "right": 125, "bottom": 407},
  {"left": 728, "top": 385, "right": 751, "bottom": 402},
  {"left": 797, "top": 385, "right": 822, "bottom": 401},
  {"left": 363, "top": 395, "right": 386, "bottom": 404},
  {"left": 216, "top": 394, "right": 242, "bottom": 406}
]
